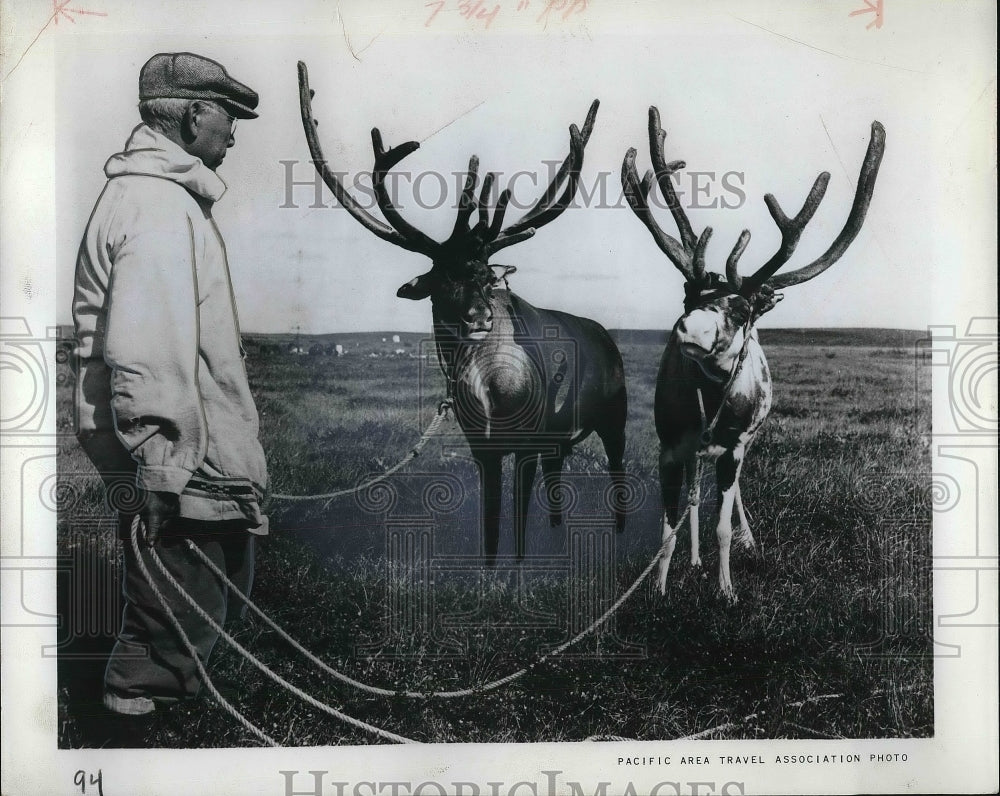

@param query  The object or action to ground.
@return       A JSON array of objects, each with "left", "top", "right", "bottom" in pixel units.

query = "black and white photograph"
[{"left": 1, "top": 1, "right": 996, "bottom": 794}]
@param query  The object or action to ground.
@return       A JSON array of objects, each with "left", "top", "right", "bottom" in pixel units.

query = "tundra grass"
[{"left": 56, "top": 330, "right": 932, "bottom": 747}]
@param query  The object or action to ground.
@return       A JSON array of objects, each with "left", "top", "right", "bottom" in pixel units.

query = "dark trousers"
[{"left": 104, "top": 517, "right": 255, "bottom": 712}]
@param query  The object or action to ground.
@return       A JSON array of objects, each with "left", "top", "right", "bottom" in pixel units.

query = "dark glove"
[{"left": 140, "top": 490, "right": 180, "bottom": 546}]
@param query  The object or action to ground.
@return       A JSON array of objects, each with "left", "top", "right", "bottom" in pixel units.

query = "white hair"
[{"left": 138, "top": 98, "right": 193, "bottom": 133}]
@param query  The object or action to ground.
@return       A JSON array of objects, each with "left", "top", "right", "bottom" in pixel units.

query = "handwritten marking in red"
[
  {"left": 459, "top": 0, "right": 501, "bottom": 28},
  {"left": 425, "top": 0, "right": 585, "bottom": 29},
  {"left": 536, "top": 0, "right": 587, "bottom": 25},
  {"left": 425, "top": 0, "right": 445, "bottom": 26}
]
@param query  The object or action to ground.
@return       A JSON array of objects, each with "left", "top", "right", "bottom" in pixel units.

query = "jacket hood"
[{"left": 104, "top": 124, "right": 227, "bottom": 202}]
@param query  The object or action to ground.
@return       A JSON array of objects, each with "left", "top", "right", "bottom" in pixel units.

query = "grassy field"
[{"left": 56, "top": 328, "right": 933, "bottom": 747}]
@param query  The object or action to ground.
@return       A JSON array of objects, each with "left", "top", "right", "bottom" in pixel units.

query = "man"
[{"left": 73, "top": 52, "right": 268, "bottom": 717}]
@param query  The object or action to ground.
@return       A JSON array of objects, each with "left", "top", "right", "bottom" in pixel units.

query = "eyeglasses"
[{"left": 208, "top": 102, "right": 238, "bottom": 134}]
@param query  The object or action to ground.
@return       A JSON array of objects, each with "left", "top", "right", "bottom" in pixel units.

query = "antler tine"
[
  {"left": 451, "top": 155, "right": 480, "bottom": 238},
  {"left": 761, "top": 121, "right": 886, "bottom": 290},
  {"left": 370, "top": 128, "right": 442, "bottom": 254},
  {"left": 486, "top": 121, "right": 588, "bottom": 256},
  {"left": 298, "top": 61, "right": 435, "bottom": 255},
  {"left": 488, "top": 188, "right": 513, "bottom": 239},
  {"left": 648, "top": 106, "right": 699, "bottom": 253},
  {"left": 476, "top": 170, "right": 494, "bottom": 230},
  {"left": 502, "top": 99, "right": 600, "bottom": 233},
  {"left": 725, "top": 230, "right": 752, "bottom": 291},
  {"left": 692, "top": 227, "right": 713, "bottom": 281},
  {"left": 738, "top": 170, "right": 830, "bottom": 293},
  {"left": 494, "top": 99, "right": 599, "bottom": 240},
  {"left": 621, "top": 147, "right": 696, "bottom": 281}
]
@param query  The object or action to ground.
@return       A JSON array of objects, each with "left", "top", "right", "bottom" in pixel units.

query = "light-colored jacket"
[{"left": 73, "top": 124, "right": 268, "bottom": 531}]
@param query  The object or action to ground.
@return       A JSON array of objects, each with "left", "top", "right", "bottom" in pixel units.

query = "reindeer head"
[
  {"left": 623, "top": 107, "right": 885, "bottom": 373},
  {"left": 298, "top": 61, "right": 598, "bottom": 343}
]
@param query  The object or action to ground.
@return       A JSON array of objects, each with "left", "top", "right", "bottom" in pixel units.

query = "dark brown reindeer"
[
  {"left": 298, "top": 62, "right": 628, "bottom": 561},
  {"left": 623, "top": 107, "right": 885, "bottom": 602}
]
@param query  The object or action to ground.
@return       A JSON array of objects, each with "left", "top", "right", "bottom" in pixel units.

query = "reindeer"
[
  {"left": 622, "top": 107, "right": 885, "bottom": 602},
  {"left": 297, "top": 62, "right": 628, "bottom": 561}
]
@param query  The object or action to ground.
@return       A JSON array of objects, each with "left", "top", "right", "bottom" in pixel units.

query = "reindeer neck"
[{"left": 432, "top": 290, "right": 519, "bottom": 385}]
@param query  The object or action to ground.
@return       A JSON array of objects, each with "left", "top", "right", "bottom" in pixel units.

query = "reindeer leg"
[
  {"left": 715, "top": 451, "right": 743, "bottom": 604},
  {"left": 657, "top": 454, "right": 684, "bottom": 595},
  {"left": 475, "top": 451, "right": 503, "bottom": 564},
  {"left": 734, "top": 481, "right": 757, "bottom": 553},
  {"left": 685, "top": 459, "right": 702, "bottom": 569},
  {"left": 513, "top": 451, "right": 538, "bottom": 560},
  {"left": 540, "top": 453, "right": 566, "bottom": 528},
  {"left": 597, "top": 387, "right": 629, "bottom": 533}
]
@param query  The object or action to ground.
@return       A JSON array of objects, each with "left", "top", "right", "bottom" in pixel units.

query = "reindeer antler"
[
  {"left": 742, "top": 121, "right": 886, "bottom": 293},
  {"left": 623, "top": 106, "right": 886, "bottom": 299},
  {"left": 485, "top": 100, "right": 599, "bottom": 256},
  {"left": 298, "top": 61, "right": 440, "bottom": 257},
  {"left": 300, "top": 61, "right": 597, "bottom": 266},
  {"left": 622, "top": 107, "right": 717, "bottom": 284}
]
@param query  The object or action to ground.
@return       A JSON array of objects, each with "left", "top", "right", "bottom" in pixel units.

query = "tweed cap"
[{"left": 139, "top": 52, "right": 259, "bottom": 119}]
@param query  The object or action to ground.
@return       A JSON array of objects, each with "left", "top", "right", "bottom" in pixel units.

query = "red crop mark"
[
  {"left": 2, "top": 0, "right": 106, "bottom": 82},
  {"left": 849, "top": 0, "right": 884, "bottom": 31},
  {"left": 53, "top": 0, "right": 107, "bottom": 25}
]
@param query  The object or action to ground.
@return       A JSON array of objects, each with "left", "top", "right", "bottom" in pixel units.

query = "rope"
[
  {"left": 268, "top": 400, "right": 452, "bottom": 507},
  {"left": 128, "top": 519, "right": 279, "bottom": 747},
  {"left": 131, "top": 516, "right": 418, "bottom": 744},
  {"left": 184, "top": 501, "right": 693, "bottom": 700},
  {"left": 698, "top": 314, "right": 759, "bottom": 446}
]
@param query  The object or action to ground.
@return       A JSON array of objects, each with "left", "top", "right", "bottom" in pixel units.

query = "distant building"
[{"left": 392, "top": 334, "right": 401, "bottom": 344}]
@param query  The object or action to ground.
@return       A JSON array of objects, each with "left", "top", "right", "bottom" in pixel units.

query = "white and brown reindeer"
[
  {"left": 298, "top": 62, "right": 628, "bottom": 561},
  {"left": 622, "top": 107, "right": 885, "bottom": 602}
]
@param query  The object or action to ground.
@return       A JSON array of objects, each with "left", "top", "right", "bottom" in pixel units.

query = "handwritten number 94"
[{"left": 74, "top": 770, "right": 104, "bottom": 796}]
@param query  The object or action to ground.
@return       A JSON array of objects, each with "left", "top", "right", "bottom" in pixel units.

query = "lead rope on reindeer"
[
  {"left": 182, "top": 499, "right": 693, "bottom": 702},
  {"left": 696, "top": 287, "right": 780, "bottom": 447},
  {"left": 267, "top": 397, "right": 453, "bottom": 509}
]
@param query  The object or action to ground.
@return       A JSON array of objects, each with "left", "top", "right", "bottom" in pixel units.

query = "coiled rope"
[
  {"left": 183, "top": 501, "right": 692, "bottom": 700},
  {"left": 131, "top": 516, "right": 417, "bottom": 745}
]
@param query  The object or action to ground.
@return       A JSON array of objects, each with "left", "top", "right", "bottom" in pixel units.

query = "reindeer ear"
[
  {"left": 397, "top": 272, "right": 434, "bottom": 300},
  {"left": 489, "top": 264, "right": 517, "bottom": 284}
]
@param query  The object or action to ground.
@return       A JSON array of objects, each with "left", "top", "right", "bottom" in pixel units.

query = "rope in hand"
[
  {"left": 268, "top": 399, "right": 453, "bottom": 509},
  {"left": 131, "top": 515, "right": 417, "bottom": 744},
  {"left": 183, "top": 498, "right": 695, "bottom": 700}
]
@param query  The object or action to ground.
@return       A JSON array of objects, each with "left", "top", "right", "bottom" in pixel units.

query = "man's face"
[{"left": 187, "top": 101, "right": 236, "bottom": 171}]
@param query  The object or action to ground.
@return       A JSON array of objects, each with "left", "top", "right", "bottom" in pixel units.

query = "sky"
[{"left": 19, "top": 1, "right": 997, "bottom": 334}]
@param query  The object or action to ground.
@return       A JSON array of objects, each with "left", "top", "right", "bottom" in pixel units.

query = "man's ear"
[
  {"left": 397, "top": 272, "right": 434, "bottom": 300},
  {"left": 180, "top": 101, "right": 205, "bottom": 144}
]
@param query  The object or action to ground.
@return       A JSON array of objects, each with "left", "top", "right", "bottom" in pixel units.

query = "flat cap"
[{"left": 139, "top": 52, "right": 259, "bottom": 119}]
